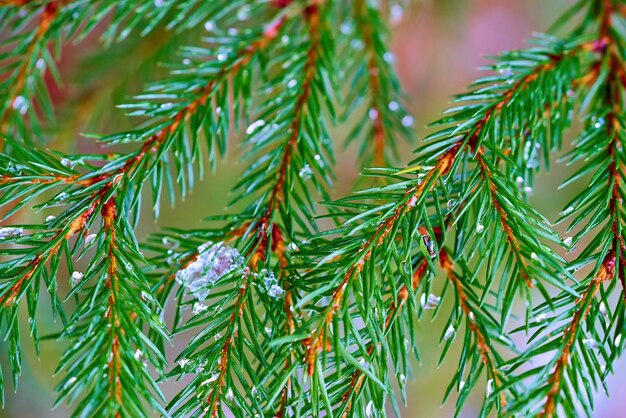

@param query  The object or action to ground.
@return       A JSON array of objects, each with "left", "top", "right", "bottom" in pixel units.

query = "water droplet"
[
  {"left": 444, "top": 325, "right": 455, "bottom": 340},
  {"left": 616, "top": 334, "right": 622, "bottom": 347},
  {"left": 160, "top": 103, "right": 174, "bottom": 110},
  {"left": 446, "top": 198, "right": 458, "bottom": 210},
  {"left": 287, "top": 79, "right": 298, "bottom": 89},
  {"left": 154, "top": 0, "right": 164, "bottom": 6},
  {"left": 227, "top": 28, "right": 238, "bottom": 36},
  {"left": 226, "top": 387, "right": 234, "bottom": 400},
  {"left": 45, "top": 215, "right": 56, "bottom": 223},
  {"left": 383, "top": 52, "right": 395, "bottom": 63},
  {"left": 182, "top": 58, "right": 191, "bottom": 65},
  {"left": 388, "top": 101, "right": 399, "bottom": 111},
  {"left": 366, "top": 401, "right": 376, "bottom": 418},
  {"left": 594, "top": 117, "right": 605, "bottom": 129},
  {"left": 368, "top": 107, "right": 378, "bottom": 120},
  {"left": 476, "top": 223, "right": 484, "bottom": 234},
  {"left": 486, "top": 379, "right": 494, "bottom": 397},
  {"left": 401, "top": 115, "right": 414, "bottom": 127},
  {"left": 237, "top": 4, "right": 251, "bottom": 20},
  {"left": 390, "top": 5, "right": 404, "bottom": 24},
  {"left": 0, "top": 227, "right": 23, "bottom": 239},
  {"left": 563, "top": 236, "right": 573, "bottom": 247},
  {"left": 85, "top": 234, "right": 97, "bottom": 246},
  {"left": 204, "top": 20, "right": 215, "bottom": 31},
  {"left": 299, "top": 164, "right": 313, "bottom": 179},
  {"left": 216, "top": 48, "right": 229, "bottom": 62},
  {"left": 562, "top": 206, "right": 574, "bottom": 216},
  {"left": 12, "top": 96, "right": 28, "bottom": 114},
  {"left": 36, "top": 58, "right": 45, "bottom": 70}
]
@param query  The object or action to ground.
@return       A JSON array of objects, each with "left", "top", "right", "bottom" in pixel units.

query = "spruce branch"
[{"left": 338, "top": 0, "right": 415, "bottom": 168}]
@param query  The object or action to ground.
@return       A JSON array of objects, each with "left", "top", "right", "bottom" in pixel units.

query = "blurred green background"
[{"left": 3, "top": 0, "right": 624, "bottom": 417}]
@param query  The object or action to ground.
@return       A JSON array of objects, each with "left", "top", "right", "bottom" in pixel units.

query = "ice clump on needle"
[{"left": 176, "top": 242, "right": 245, "bottom": 300}]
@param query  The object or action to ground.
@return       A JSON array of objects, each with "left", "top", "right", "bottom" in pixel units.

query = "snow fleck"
[
  {"left": 534, "top": 313, "right": 547, "bottom": 322},
  {"left": 61, "top": 158, "right": 73, "bottom": 167},
  {"left": 268, "top": 284, "right": 285, "bottom": 299},
  {"left": 176, "top": 242, "right": 244, "bottom": 300},
  {"left": 365, "top": 400, "right": 376, "bottom": 417},
  {"left": 615, "top": 334, "right": 622, "bottom": 347},
  {"left": 71, "top": 271, "right": 84, "bottom": 286},
  {"left": 246, "top": 119, "right": 266, "bottom": 135},
  {"left": 563, "top": 236, "right": 573, "bottom": 247},
  {"left": 562, "top": 206, "right": 574, "bottom": 216},
  {"left": 421, "top": 293, "right": 440, "bottom": 310},
  {"left": 64, "top": 376, "right": 77, "bottom": 389},
  {"left": 192, "top": 302, "right": 208, "bottom": 315},
  {"left": 201, "top": 374, "right": 219, "bottom": 386},
  {"left": 299, "top": 164, "right": 313, "bottom": 179},
  {"left": 476, "top": 223, "right": 484, "bottom": 234},
  {"left": 134, "top": 349, "right": 143, "bottom": 360},
  {"left": 45, "top": 215, "right": 56, "bottom": 223},
  {"left": 583, "top": 338, "right": 599, "bottom": 349}
]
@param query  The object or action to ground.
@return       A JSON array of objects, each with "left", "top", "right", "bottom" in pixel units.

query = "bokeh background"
[{"left": 2, "top": 0, "right": 624, "bottom": 416}]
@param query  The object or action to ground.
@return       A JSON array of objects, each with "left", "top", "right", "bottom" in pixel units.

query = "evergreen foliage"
[{"left": 1, "top": 0, "right": 626, "bottom": 417}]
